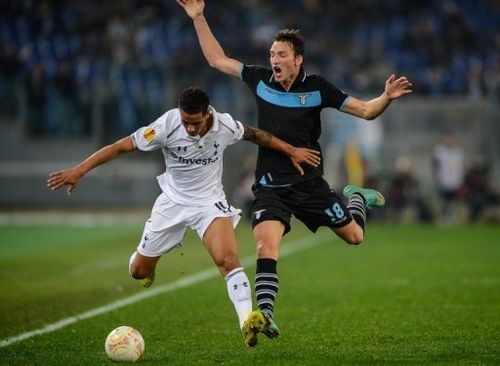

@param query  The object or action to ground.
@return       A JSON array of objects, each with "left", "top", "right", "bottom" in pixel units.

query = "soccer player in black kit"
[{"left": 178, "top": 0, "right": 413, "bottom": 342}]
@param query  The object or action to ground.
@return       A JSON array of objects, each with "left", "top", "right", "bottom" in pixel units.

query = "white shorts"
[{"left": 137, "top": 192, "right": 242, "bottom": 257}]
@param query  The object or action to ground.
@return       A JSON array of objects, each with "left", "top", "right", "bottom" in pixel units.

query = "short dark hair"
[
  {"left": 178, "top": 87, "right": 209, "bottom": 114},
  {"left": 273, "top": 29, "right": 304, "bottom": 57}
]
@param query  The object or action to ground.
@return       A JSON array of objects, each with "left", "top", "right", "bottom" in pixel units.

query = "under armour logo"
[
  {"left": 177, "top": 146, "right": 187, "bottom": 152},
  {"left": 233, "top": 281, "right": 248, "bottom": 290},
  {"left": 297, "top": 94, "right": 310, "bottom": 105}
]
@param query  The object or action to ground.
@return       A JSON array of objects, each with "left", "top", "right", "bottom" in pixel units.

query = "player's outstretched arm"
[
  {"left": 343, "top": 74, "right": 413, "bottom": 120},
  {"left": 242, "top": 125, "right": 321, "bottom": 175},
  {"left": 47, "top": 136, "right": 135, "bottom": 196},
  {"left": 177, "top": 0, "right": 242, "bottom": 77}
]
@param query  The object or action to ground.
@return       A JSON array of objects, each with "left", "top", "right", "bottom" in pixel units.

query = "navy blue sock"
[{"left": 255, "top": 258, "right": 279, "bottom": 316}]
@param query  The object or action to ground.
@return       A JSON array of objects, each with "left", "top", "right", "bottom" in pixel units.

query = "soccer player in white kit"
[{"left": 47, "top": 87, "right": 321, "bottom": 347}]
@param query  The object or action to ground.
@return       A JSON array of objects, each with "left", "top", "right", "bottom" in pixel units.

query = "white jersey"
[
  {"left": 132, "top": 106, "right": 244, "bottom": 206},
  {"left": 433, "top": 144, "right": 464, "bottom": 191}
]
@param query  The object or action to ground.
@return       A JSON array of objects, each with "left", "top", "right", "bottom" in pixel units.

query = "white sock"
[
  {"left": 225, "top": 267, "right": 252, "bottom": 329},
  {"left": 129, "top": 251, "right": 137, "bottom": 276}
]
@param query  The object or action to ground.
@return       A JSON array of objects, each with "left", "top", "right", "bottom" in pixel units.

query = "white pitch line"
[{"left": 0, "top": 232, "right": 331, "bottom": 348}]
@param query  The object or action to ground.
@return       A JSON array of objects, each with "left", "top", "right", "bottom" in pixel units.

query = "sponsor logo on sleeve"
[{"left": 144, "top": 127, "right": 156, "bottom": 141}]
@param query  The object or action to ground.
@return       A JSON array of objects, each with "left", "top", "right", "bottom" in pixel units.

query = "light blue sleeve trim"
[
  {"left": 339, "top": 96, "right": 351, "bottom": 111},
  {"left": 239, "top": 63, "right": 244, "bottom": 80}
]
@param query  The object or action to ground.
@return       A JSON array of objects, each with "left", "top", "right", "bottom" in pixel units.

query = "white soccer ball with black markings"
[{"left": 105, "top": 326, "right": 145, "bottom": 362}]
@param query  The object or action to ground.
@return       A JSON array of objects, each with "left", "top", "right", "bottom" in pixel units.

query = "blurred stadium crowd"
[{"left": 0, "top": 0, "right": 498, "bottom": 138}]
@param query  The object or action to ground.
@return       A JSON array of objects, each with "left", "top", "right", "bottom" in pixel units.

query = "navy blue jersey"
[{"left": 241, "top": 65, "right": 349, "bottom": 186}]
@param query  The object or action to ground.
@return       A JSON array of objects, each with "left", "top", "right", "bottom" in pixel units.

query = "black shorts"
[{"left": 251, "top": 177, "right": 353, "bottom": 234}]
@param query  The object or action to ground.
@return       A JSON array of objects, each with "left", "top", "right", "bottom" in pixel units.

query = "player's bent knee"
[
  {"left": 215, "top": 255, "right": 240, "bottom": 276},
  {"left": 344, "top": 234, "right": 364, "bottom": 245},
  {"left": 333, "top": 223, "right": 364, "bottom": 245},
  {"left": 341, "top": 230, "right": 364, "bottom": 245},
  {"left": 130, "top": 269, "right": 142, "bottom": 280},
  {"left": 129, "top": 264, "right": 154, "bottom": 280},
  {"left": 256, "top": 240, "right": 280, "bottom": 259}
]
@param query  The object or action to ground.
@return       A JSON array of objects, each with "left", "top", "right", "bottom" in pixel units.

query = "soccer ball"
[{"left": 104, "top": 326, "right": 145, "bottom": 362}]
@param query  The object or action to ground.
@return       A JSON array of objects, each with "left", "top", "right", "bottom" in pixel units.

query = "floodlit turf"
[{"left": 0, "top": 221, "right": 499, "bottom": 365}]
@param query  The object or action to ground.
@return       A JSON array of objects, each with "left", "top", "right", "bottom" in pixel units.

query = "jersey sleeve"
[
  {"left": 217, "top": 112, "right": 244, "bottom": 146},
  {"left": 131, "top": 111, "right": 171, "bottom": 151},
  {"left": 318, "top": 76, "right": 350, "bottom": 110},
  {"left": 241, "top": 65, "right": 272, "bottom": 90}
]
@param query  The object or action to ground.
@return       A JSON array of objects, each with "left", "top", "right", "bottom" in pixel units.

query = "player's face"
[
  {"left": 269, "top": 41, "right": 303, "bottom": 87},
  {"left": 180, "top": 110, "right": 209, "bottom": 137}
]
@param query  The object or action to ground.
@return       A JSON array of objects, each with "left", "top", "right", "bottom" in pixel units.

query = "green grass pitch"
[{"left": 0, "top": 220, "right": 499, "bottom": 365}]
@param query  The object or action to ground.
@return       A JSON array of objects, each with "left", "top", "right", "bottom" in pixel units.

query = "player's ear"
[{"left": 295, "top": 54, "right": 303, "bottom": 66}]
